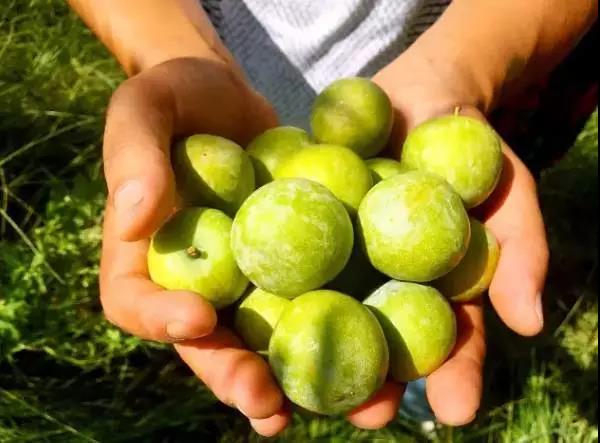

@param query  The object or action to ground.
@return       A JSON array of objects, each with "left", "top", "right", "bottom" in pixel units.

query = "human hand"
[
  {"left": 100, "top": 53, "right": 549, "bottom": 436},
  {"left": 99, "top": 57, "right": 291, "bottom": 434},
  {"left": 203, "top": 64, "right": 549, "bottom": 433},
  {"left": 340, "top": 57, "right": 549, "bottom": 429}
]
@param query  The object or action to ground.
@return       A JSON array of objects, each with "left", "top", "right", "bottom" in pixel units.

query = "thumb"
[{"left": 103, "top": 74, "right": 177, "bottom": 241}]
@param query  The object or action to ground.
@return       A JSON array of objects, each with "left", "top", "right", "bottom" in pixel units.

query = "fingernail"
[
  {"left": 114, "top": 180, "right": 144, "bottom": 213},
  {"left": 166, "top": 321, "right": 206, "bottom": 340},
  {"left": 535, "top": 292, "right": 544, "bottom": 329}
]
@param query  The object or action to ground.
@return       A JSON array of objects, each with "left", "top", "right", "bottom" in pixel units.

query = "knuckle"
[
  {"left": 103, "top": 136, "right": 169, "bottom": 176},
  {"left": 102, "top": 81, "right": 173, "bottom": 179},
  {"left": 99, "top": 283, "right": 144, "bottom": 338}
]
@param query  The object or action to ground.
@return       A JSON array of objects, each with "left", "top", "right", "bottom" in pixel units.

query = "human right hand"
[{"left": 99, "top": 57, "right": 291, "bottom": 435}]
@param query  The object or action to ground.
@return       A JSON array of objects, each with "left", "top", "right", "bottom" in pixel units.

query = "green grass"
[{"left": 0, "top": 1, "right": 597, "bottom": 442}]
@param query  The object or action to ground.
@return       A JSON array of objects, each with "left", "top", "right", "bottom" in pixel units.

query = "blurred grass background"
[{"left": 0, "top": 1, "right": 597, "bottom": 442}]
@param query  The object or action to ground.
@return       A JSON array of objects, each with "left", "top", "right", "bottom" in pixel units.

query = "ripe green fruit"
[
  {"left": 365, "top": 157, "right": 405, "bottom": 184},
  {"left": 275, "top": 144, "right": 373, "bottom": 215},
  {"left": 435, "top": 218, "right": 500, "bottom": 302},
  {"left": 310, "top": 77, "right": 393, "bottom": 158},
  {"left": 148, "top": 207, "right": 248, "bottom": 309},
  {"left": 358, "top": 171, "right": 470, "bottom": 282},
  {"left": 269, "top": 290, "right": 389, "bottom": 415},
  {"left": 246, "top": 126, "right": 312, "bottom": 186},
  {"left": 234, "top": 287, "right": 291, "bottom": 354},
  {"left": 173, "top": 134, "right": 255, "bottom": 215},
  {"left": 231, "top": 178, "right": 353, "bottom": 298},
  {"left": 401, "top": 115, "right": 503, "bottom": 208},
  {"left": 364, "top": 281, "right": 456, "bottom": 382}
]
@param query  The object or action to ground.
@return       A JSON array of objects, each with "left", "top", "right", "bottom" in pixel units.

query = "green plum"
[
  {"left": 246, "top": 126, "right": 312, "bottom": 186},
  {"left": 310, "top": 77, "right": 393, "bottom": 158},
  {"left": 234, "top": 287, "right": 291, "bottom": 354},
  {"left": 435, "top": 217, "right": 500, "bottom": 302},
  {"left": 401, "top": 114, "right": 503, "bottom": 208},
  {"left": 365, "top": 157, "right": 406, "bottom": 184},
  {"left": 364, "top": 281, "right": 456, "bottom": 382},
  {"left": 148, "top": 207, "right": 248, "bottom": 309},
  {"left": 358, "top": 171, "right": 470, "bottom": 282},
  {"left": 172, "top": 134, "right": 255, "bottom": 215},
  {"left": 269, "top": 290, "right": 389, "bottom": 415},
  {"left": 231, "top": 178, "right": 353, "bottom": 298},
  {"left": 275, "top": 144, "right": 373, "bottom": 215}
]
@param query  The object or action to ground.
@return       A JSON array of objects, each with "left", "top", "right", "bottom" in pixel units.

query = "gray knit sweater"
[{"left": 202, "top": 1, "right": 449, "bottom": 129}]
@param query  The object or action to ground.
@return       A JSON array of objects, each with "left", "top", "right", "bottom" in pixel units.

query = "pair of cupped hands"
[{"left": 100, "top": 55, "right": 548, "bottom": 437}]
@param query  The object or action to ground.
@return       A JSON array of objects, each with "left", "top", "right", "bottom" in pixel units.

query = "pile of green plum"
[{"left": 148, "top": 77, "right": 503, "bottom": 415}]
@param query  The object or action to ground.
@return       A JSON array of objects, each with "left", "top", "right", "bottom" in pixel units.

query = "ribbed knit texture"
[{"left": 202, "top": 1, "right": 449, "bottom": 128}]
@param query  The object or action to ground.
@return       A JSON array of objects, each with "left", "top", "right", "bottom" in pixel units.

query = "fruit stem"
[
  {"left": 186, "top": 246, "right": 204, "bottom": 259},
  {"left": 454, "top": 106, "right": 461, "bottom": 116}
]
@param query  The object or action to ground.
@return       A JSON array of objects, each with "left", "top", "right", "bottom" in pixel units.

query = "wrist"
[
  {"left": 133, "top": 19, "right": 238, "bottom": 75},
  {"left": 402, "top": 40, "right": 496, "bottom": 113},
  {"left": 69, "top": 0, "right": 239, "bottom": 76},
  {"left": 391, "top": 0, "right": 598, "bottom": 118},
  {"left": 133, "top": 42, "right": 223, "bottom": 74}
]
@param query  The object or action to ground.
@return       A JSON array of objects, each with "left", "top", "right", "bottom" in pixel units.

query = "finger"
[
  {"left": 147, "top": 58, "right": 279, "bottom": 146},
  {"left": 103, "top": 61, "right": 279, "bottom": 241},
  {"left": 100, "top": 206, "right": 217, "bottom": 341},
  {"left": 249, "top": 407, "right": 291, "bottom": 437},
  {"left": 426, "top": 303, "right": 485, "bottom": 426},
  {"left": 477, "top": 147, "right": 549, "bottom": 336},
  {"left": 346, "top": 382, "right": 404, "bottom": 430},
  {"left": 103, "top": 73, "right": 178, "bottom": 241},
  {"left": 175, "top": 327, "right": 284, "bottom": 419}
]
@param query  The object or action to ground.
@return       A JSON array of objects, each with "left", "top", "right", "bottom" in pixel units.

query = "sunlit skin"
[
  {"left": 69, "top": 0, "right": 596, "bottom": 436},
  {"left": 96, "top": 63, "right": 548, "bottom": 432}
]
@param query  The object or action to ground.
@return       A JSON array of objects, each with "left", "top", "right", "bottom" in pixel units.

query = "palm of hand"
[
  {"left": 100, "top": 57, "right": 287, "bottom": 433},
  {"left": 363, "top": 71, "right": 548, "bottom": 426},
  {"left": 99, "top": 57, "right": 549, "bottom": 436}
]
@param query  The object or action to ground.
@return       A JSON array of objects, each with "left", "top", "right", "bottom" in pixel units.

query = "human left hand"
[{"left": 336, "top": 56, "right": 549, "bottom": 430}]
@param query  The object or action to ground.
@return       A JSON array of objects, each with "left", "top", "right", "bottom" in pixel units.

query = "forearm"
[
  {"left": 67, "top": 0, "right": 237, "bottom": 75},
  {"left": 400, "top": 0, "right": 597, "bottom": 112}
]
